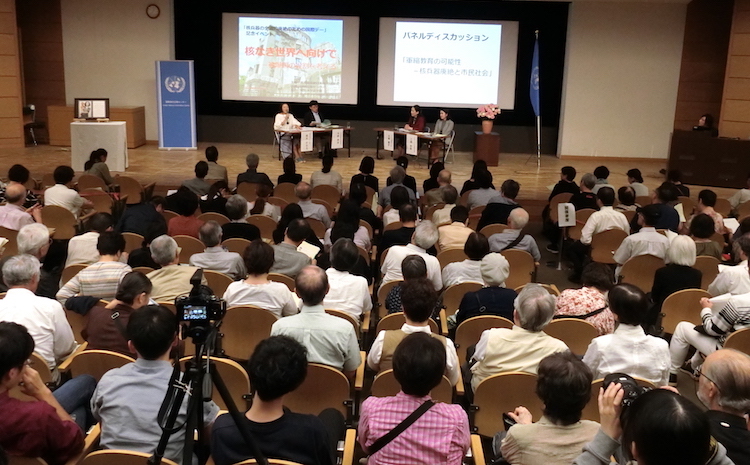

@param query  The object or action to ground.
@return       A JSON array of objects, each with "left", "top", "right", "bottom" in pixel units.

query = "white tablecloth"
[{"left": 70, "top": 122, "right": 129, "bottom": 172}]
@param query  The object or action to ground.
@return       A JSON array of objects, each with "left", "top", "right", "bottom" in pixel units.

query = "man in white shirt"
[
  {"left": 708, "top": 235, "right": 750, "bottom": 296},
  {"left": 0, "top": 254, "right": 76, "bottom": 377},
  {"left": 189, "top": 221, "right": 246, "bottom": 280},
  {"left": 44, "top": 166, "right": 93, "bottom": 219},
  {"left": 437, "top": 206, "right": 473, "bottom": 250},
  {"left": 0, "top": 183, "right": 40, "bottom": 231},
  {"left": 294, "top": 181, "right": 331, "bottom": 228},
  {"left": 728, "top": 174, "right": 750, "bottom": 211},
  {"left": 381, "top": 221, "right": 442, "bottom": 291},
  {"left": 65, "top": 212, "right": 114, "bottom": 267},
  {"left": 323, "top": 238, "right": 372, "bottom": 321},
  {"left": 613, "top": 204, "right": 670, "bottom": 276}
]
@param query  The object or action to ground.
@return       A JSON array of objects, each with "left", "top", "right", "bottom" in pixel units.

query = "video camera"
[
  {"left": 603, "top": 373, "right": 652, "bottom": 409},
  {"left": 175, "top": 269, "right": 226, "bottom": 341}
]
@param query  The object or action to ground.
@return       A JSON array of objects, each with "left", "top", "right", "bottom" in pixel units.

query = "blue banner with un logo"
[
  {"left": 156, "top": 60, "right": 197, "bottom": 149},
  {"left": 530, "top": 37, "right": 540, "bottom": 117}
]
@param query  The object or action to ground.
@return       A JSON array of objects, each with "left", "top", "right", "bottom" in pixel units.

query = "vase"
[{"left": 481, "top": 119, "right": 493, "bottom": 134}]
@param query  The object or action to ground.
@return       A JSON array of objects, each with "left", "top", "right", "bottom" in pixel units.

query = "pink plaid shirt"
[{"left": 359, "top": 391, "right": 470, "bottom": 465}]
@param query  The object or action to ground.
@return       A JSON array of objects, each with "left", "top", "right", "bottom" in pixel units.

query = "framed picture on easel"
[{"left": 74, "top": 98, "right": 110, "bottom": 120}]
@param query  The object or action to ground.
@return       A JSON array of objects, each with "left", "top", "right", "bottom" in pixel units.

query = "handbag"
[{"left": 366, "top": 400, "right": 435, "bottom": 455}]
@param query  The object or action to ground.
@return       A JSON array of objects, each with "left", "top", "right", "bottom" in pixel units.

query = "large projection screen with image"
[
  {"left": 377, "top": 18, "right": 519, "bottom": 109},
  {"left": 222, "top": 13, "right": 360, "bottom": 104}
]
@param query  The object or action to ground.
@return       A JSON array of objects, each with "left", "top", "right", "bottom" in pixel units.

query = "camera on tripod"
[{"left": 174, "top": 269, "right": 226, "bottom": 340}]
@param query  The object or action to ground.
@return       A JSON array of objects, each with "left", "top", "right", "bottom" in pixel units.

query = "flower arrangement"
[{"left": 476, "top": 104, "right": 501, "bottom": 120}]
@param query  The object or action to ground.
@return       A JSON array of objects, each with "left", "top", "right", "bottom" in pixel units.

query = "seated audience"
[
  {"left": 0, "top": 164, "right": 39, "bottom": 208},
  {"left": 498, "top": 351, "right": 599, "bottom": 465},
  {"left": 582, "top": 284, "right": 670, "bottom": 387},
  {"left": 323, "top": 238, "right": 372, "bottom": 320},
  {"left": 575, "top": 385, "right": 733, "bottom": 465},
  {"left": 44, "top": 165, "right": 93, "bottom": 219},
  {"left": 569, "top": 173, "right": 599, "bottom": 211},
  {"left": 488, "top": 208, "right": 541, "bottom": 261},
  {"left": 359, "top": 333, "right": 470, "bottom": 465},
  {"left": 668, "top": 289, "right": 750, "bottom": 386},
  {"left": 270, "top": 219, "right": 313, "bottom": 278},
  {"left": 84, "top": 148, "right": 114, "bottom": 186},
  {"left": 369, "top": 279, "right": 460, "bottom": 385},
  {"left": 684, "top": 189, "right": 726, "bottom": 235},
  {"left": 423, "top": 162, "right": 445, "bottom": 194},
  {"left": 211, "top": 336, "right": 344, "bottom": 465},
  {"left": 649, "top": 235, "right": 702, "bottom": 328},
  {"left": 349, "top": 156, "right": 378, "bottom": 193},
  {"left": 278, "top": 156, "right": 303, "bottom": 185},
  {"left": 222, "top": 240, "right": 297, "bottom": 317},
  {"left": 189, "top": 221, "right": 246, "bottom": 279},
  {"left": 694, "top": 349, "right": 750, "bottom": 465},
  {"left": 729, "top": 220, "right": 750, "bottom": 263},
  {"left": 57, "top": 231, "right": 131, "bottom": 303},
  {"left": 379, "top": 165, "right": 416, "bottom": 213},
  {"left": 145, "top": 235, "right": 206, "bottom": 302},
  {"left": 470, "top": 284, "right": 567, "bottom": 392},
  {"left": 329, "top": 226, "right": 373, "bottom": 285},
  {"left": 437, "top": 206, "right": 473, "bottom": 250},
  {"left": 0, "top": 183, "right": 40, "bottom": 231},
  {"left": 626, "top": 168, "right": 649, "bottom": 197},
  {"left": 127, "top": 224, "right": 163, "bottom": 270},
  {"left": 378, "top": 204, "right": 418, "bottom": 259},
  {"left": 271, "top": 203, "right": 324, "bottom": 253},
  {"left": 0, "top": 255, "right": 76, "bottom": 375},
  {"left": 455, "top": 253, "right": 516, "bottom": 325},
  {"left": 349, "top": 182, "right": 381, "bottom": 232},
  {"left": 167, "top": 189, "right": 204, "bottom": 238},
  {"left": 295, "top": 181, "right": 331, "bottom": 228},
  {"left": 81, "top": 271, "right": 152, "bottom": 355},
  {"left": 221, "top": 194, "right": 261, "bottom": 241},
  {"left": 424, "top": 168, "right": 451, "bottom": 207},
  {"left": 461, "top": 160, "right": 494, "bottom": 195},
  {"left": 728, "top": 173, "right": 750, "bottom": 210},
  {"left": 666, "top": 169, "right": 690, "bottom": 198},
  {"left": 630, "top": 182, "right": 680, "bottom": 233},
  {"left": 385, "top": 256, "right": 433, "bottom": 314},
  {"left": 690, "top": 213, "right": 723, "bottom": 260},
  {"left": 466, "top": 170, "right": 498, "bottom": 210},
  {"left": 555, "top": 263, "right": 616, "bottom": 336},
  {"left": 65, "top": 212, "right": 114, "bottom": 267},
  {"left": 476, "top": 179, "right": 521, "bottom": 230},
  {"left": 236, "top": 153, "right": 273, "bottom": 188},
  {"left": 591, "top": 165, "right": 610, "bottom": 194},
  {"left": 115, "top": 195, "right": 167, "bottom": 237},
  {"left": 614, "top": 186, "right": 638, "bottom": 212},
  {"left": 204, "top": 145, "right": 228, "bottom": 184},
  {"left": 381, "top": 221, "right": 441, "bottom": 291},
  {"left": 200, "top": 180, "right": 231, "bottom": 215},
  {"left": 92, "top": 305, "right": 220, "bottom": 463},
  {"left": 382, "top": 186, "right": 410, "bottom": 228},
  {"left": 431, "top": 185, "right": 458, "bottom": 227},
  {"left": 13, "top": 223, "right": 60, "bottom": 298},
  {"left": 548, "top": 166, "right": 579, "bottom": 200},
  {"left": 442, "top": 232, "right": 489, "bottom": 288},
  {"left": 613, "top": 204, "right": 670, "bottom": 276},
  {"left": 248, "top": 184, "right": 281, "bottom": 222},
  {"left": 543, "top": 166, "right": 579, "bottom": 253},
  {"left": 0, "top": 322, "right": 95, "bottom": 464},
  {"left": 180, "top": 161, "right": 210, "bottom": 197},
  {"left": 310, "top": 155, "right": 343, "bottom": 194},
  {"left": 386, "top": 157, "right": 418, "bottom": 194},
  {"left": 271, "top": 266, "right": 360, "bottom": 375},
  {"left": 708, "top": 234, "right": 750, "bottom": 296}
]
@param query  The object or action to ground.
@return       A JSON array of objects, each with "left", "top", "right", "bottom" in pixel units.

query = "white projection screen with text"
[
  {"left": 222, "top": 13, "right": 360, "bottom": 104},
  {"left": 377, "top": 18, "right": 519, "bottom": 109}
]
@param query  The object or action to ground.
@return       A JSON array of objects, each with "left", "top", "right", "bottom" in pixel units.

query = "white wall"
[
  {"left": 558, "top": 2, "right": 687, "bottom": 158},
  {"left": 61, "top": 0, "right": 174, "bottom": 141}
]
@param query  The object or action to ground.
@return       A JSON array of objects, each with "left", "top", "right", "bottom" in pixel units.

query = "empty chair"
[
  {"left": 590, "top": 229, "right": 628, "bottom": 264},
  {"left": 661, "top": 288, "right": 711, "bottom": 335},
  {"left": 371, "top": 369, "right": 453, "bottom": 404},
  {"left": 306, "top": 217, "right": 327, "bottom": 239},
  {"left": 77, "top": 174, "right": 109, "bottom": 191},
  {"left": 236, "top": 182, "right": 261, "bottom": 202},
  {"left": 273, "top": 183, "right": 298, "bottom": 204},
  {"left": 220, "top": 306, "right": 279, "bottom": 360},
  {"left": 118, "top": 176, "right": 153, "bottom": 205},
  {"left": 500, "top": 249, "right": 536, "bottom": 289},
  {"left": 635, "top": 195, "right": 652, "bottom": 206},
  {"left": 714, "top": 198, "right": 732, "bottom": 217},
  {"left": 678, "top": 196, "right": 695, "bottom": 217},
  {"left": 470, "top": 372, "right": 542, "bottom": 436},
  {"left": 0, "top": 226, "right": 18, "bottom": 256},
  {"left": 544, "top": 318, "right": 599, "bottom": 355},
  {"left": 80, "top": 189, "right": 113, "bottom": 215},
  {"left": 618, "top": 254, "right": 665, "bottom": 293},
  {"left": 173, "top": 235, "right": 205, "bottom": 264},
  {"left": 454, "top": 315, "right": 513, "bottom": 365},
  {"left": 549, "top": 192, "right": 574, "bottom": 224}
]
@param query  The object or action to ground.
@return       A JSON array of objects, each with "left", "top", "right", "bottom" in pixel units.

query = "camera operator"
[{"left": 92, "top": 305, "right": 219, "bottom": 464}]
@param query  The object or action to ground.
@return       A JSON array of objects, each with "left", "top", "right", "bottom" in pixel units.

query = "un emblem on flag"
[
  {"left": 531, "top": 66, "right": 540, "bottom": 90},
  {"left": 164, "top": 76, "right": 186, "bottom": 93}
]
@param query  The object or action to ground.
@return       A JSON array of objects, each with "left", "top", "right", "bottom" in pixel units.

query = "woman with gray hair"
[
  {"left": 469, "top": 283, "right": 568, "bottom": 392},
  {"left": 380, "top": 220, "right": 442, "bottom": 291},
  {"left": 455, "top": 253, "right": 517, "bottom": 326},
  {"left": 649, "top": 235, "right": 702, "bottom": 330},
  {"left": 221, "top": 194, "right": 261, "bottom": 241}
]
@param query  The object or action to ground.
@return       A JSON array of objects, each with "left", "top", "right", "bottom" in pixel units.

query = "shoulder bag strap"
[
  {"left": 366, "top": 400, "right": 435, "bottom": 455},
  {"left": 552, "top": 305, "right": 608, "bottom": 320},
  {"left": 501, "top": 231, "right": 525, "bottom": 251}
]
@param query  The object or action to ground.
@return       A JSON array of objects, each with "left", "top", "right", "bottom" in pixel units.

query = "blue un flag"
[{"left": 530, "top": 37, "right": 540, "bottom": 117}]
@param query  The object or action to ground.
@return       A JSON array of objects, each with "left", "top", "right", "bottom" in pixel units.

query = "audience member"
[
  {"left": 84, "top": 148, "right": 114, "bottom": 186},
  {"left": 424, "top": 168, "right": 451, "bottom": 206},
  {"left": 569, "top": 173, "right": 599, "bottom": 211},
  {"left": 189, "top": 222, "right": 246, "bottom": 279},
  {"left": 649, "top": 235, "right": 702, "bottom": 328},
  {"left": 488, "top": 208, "right": 541, "bottom": 261},
  {"left": 614, "top": 186, "right": 638, "bottom": 212},
  {"left": 666, "top": 169, "right": 690, "bottom": 198},
  {"left": 432, "top": 184, "right": 458, "bottom": 226},
  {"left": 591, "top": 165, "right": 610, "bottom": 194},
  {"left": 270, "top": 218, "right": 313, "bottom": 277},
  {"left": 180, "top": 161, "right": 211, "bottom": 197},
  {"left": 248, "top": 184, "right": 281, "bottom": 221},
  {"left": 626, "top": 168, "right": 649, "bottom": 197},
  {"left": 349, "top": 182, "right": 381, "bottom": 232},
  {"left": 295, "top": 181, "right": 331, "bottom": 228},
  {"left": 728, "top": 173, "right": 750, "bottom": 210},
  {"left": 729, "top": 219, "right": 750, "bottom": 263},
  {"left": 0, "top": 183, "right": 40, "bottom": 231},
  {"left": 466, "top": 170, "right": 499, "bottom": 210},
  {"left": 548, "top": 166, "right": 578, "bottom": 201},
  {"left": 0, "top": 164, "right": 39, "bottom": 208},
  {"left": 708, "top": 234, "right": 750, "bottom": 296},
  {"left": 385, "top": 255, "right": 432, "bottom": 314},
  {"left": 630, "top": 182, "right": 679, "bottom": 232},
  {"left": 359, "top": 333, "right": 470, "bottom": 465},
  {"left": 582, "top": 284, "right": 669, "bottom": 386},
  {"left": 350, "top": 156, "right": 378, "bottom": 193},
  {"left": 381, "top": 221, "right": 441, "bottom": 291},
  {"left": 57, "top": 231, "right": 131, "bottom": 303},
  {"left": 92, "top": 305, "right": 219, "bottom": 463},
  {"left": 44, "top": 166, "right": 92, "bottom": 219},
  {"left": 543, "top": 166, "right": 579, "bottom": 253},
  {"left": 498, "top": 351, "right": 599, "bottom": 465},
  {"left": 145, "top": 235, "right": 205, "bottom": 301},
  {"left": 65, "top": 212, "right": 114, "bottom": 267},
  {"left": 382, "top": 185, "right": 410, "bottom": 228},
  {"left": 236, "top": 153, "right": 273, "bottom": 188},
  {"left": 115, "top": 195, "right": 167, "bottom": 237},
  {"left": 378, "top": 204, "right": 418, "bottom": 257},
  {"left": 271, "top": 203, "right": 324, "bottom": 252},
  {"left": 437, "top": 206, "right": 473, "bottom": 250},
  {"left": 470, "top": 284, "right": 567, "bottom": 392},
  {"left": 423, "top": 161, "right": 445, "bottom": 193},
  {"left": 369, "top": 279, "right": 460, "bottom": 385},
  {"left": 222, "top": 240, "right": 297, "bottom": 317},
  {"left": 201, "top": 180, "right": 231, "bottom": 215},
  {"left": 278, "top": 156, "right": 303, "bottom": 185},
  {"left": 325, "top": 201, "right": 369, "bottom": 252},
  {"left": 211, "top": 336, "right": 344, "bottom": 465},
  {"left": 310, "top": 155, "right": 343, "bottom": 194},
  {"left": 14, "top": 223, "right": 60, "bottom": 298},
  {"left": 379, "top": 165, "right": 416, "bottom": 213},
  {"left": 204, "top": 145, "right": 228, "bottom": 183},
  {"left": 461, "top": 160, "right": 494, "bottom": 195},
  {"left": 221, "top": 194, "right": 261, "bottom": 241},
  {"left": 167, "top": 189, "right": 204, "bottom": 238},
  {"left": 0, "top": 255, "right": 76, "bottom": 376},
  {"left": 127, "top": 223, "right": 164, "bottom": 270},
  {"left": 684, "top": 189, "right": 726, "bottom": 235},
  {"left": 271, "top": 266, "right": 360, "bottom": 375},
  {"left": 0, "top": 322, "right": 95, "bottom": 464},
  {"left": 613, "top": 204, "right": 670, "bottom": 276},
  {"left": 690, "top": 213, "right": 723, "bottom": 260},
  {"left": 442, "top": 232, "right": 489, "bottom": 288},
  {"left": 555, "top": 263, "right": 615, "bottom": 336},
  {"left": 476, "top": 179, "right": 521, "bottom": 230},
  {"left": 323, "top": 238, "right": 372, "bottom": 320},
  {"left": 455, "top": 253, "right": 516, "bottom": 325},
  {"left": 386, "top": 156, "right": 418, "bottom": 194}
]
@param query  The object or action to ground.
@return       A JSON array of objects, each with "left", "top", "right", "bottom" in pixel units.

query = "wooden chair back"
[
  {"left": 442, "top": 282, "right": 484, "bottom": 317},
  {"left": 8, "top": 457, "right": 47, "bottom": 465},
  {"left": 131, "top": 266, "right": 154, "bottom": 275},
  {"left": 197, "top": 212, "right": 230, "bottom": 226},
  {"left": 618, "top": 254, "right": 665, "bottom": 293},
  {"left": 384, "top": 221, "right": 402, "bottom": 232},
  {"left": 454, "top": 315, "right": 513, "bottom": 365},
  {"left": 61, "top": 263, "right": 88, "bottom": 285},
  {"left": 458, "top": 190, "right": 471, "bottom": 207},
  {"left": 203, "top": 270, "right": 235, "bottom": 296},
  {"left": 236, "top": 182, "right": 261, "bottom": 202},
  {"left": 635, "top": 195, "right": 652, "bottom": 206},
  {"left": 121, "top": 232, "right": 144, "bottom": 254},
  {"left": 221, "top": 306, "right": 279, "bottom": 360},
  {"left": 179, "top": 356, "right": 249, "bottom": 410},
  {"left": 544, "top": 318, "right": 599, "bottom": 355},
  {"left": 364, "top": 185, "right": 376, "bottom": 205},
  {"left": 661, "top": 288, "right": 711, "bottom": 335},
  {"left": 372, "top": 369, "right": 452, "bottom": 404},
  {"left": 268, "top": 273, "right": 295, "bottom": 291},
  {"left": 80, "top": 189, "right": 113, "bottom": 214},
  {"left": 376, "top": 312, "right": 438, "bottom": 333},
  {"left": 77, "top": 174, "right": 108, "bottom": 191},
  {"left": 425, "top": 203, "right": 446, "bottom": 222},
  {"left": 311, "top": 184, "right": 342, "bottom": 210},
  {"left": 117, "top": 176, "right": 146, "bottom": 205},
  {"left": 306, "top": 217, "right": 327, "bottom": 239},
  {"left": 723, "top": 328, "right": 750, "bottom": 355},
  {"left": 222, "top": 238, "right": 251, "bottom": 255},
  {"left": 161, "top": 210, "right": 179, "bottom": 223},
  {"left": 694, "top": 255, "right": 720, "bottom": 290},
  {"left": 437, "top": 248, "right": 468, "bottom": 269},
  {"left": 65, "top": 350, "right": 135, "bottom": 381},
  {"left": 714, "top": 198, "right": 732, "bottom": 217},
  {"left": 283, "top": 363, "right": 352, "bottom": 418},
  {"left": 590, "top": 229, "right": 628, "bottom": 264},
  {"left": 513, "top": 283, "right": 561, "bottom": 296},
  {"left": 621, "top": 210, "right": 637, "bottom": 223},
  {"left": 267, "top": 196, "right": 289, "bottom": 210},
  {"left": 273, "top": 183, "right": 298, "bottom": 204},
  {"left": 82, "top": 450, "right": 179, "bottom": 465},
  {"left": 500, "top": 249, "right": 536, "bottom": 289},
  {"left": 311, "top": 199, "right": 334, "bottom": 218},
  {"left": 65, "top": 309, "right": 86, "bottom": 341},
  {"left": 9, "top": 352, "right": 52, "bottom": 401},
  {"left": 246, "top": 215, "right": 278, "bottom": 240},
  {"left": 359, "top": 219, "right": 373, "bottom": 239},
  {"left": 472, "top": 372, "right": 541, "bottom": 435},
  {"left": 325, "top": 309, "right": 360, "bottom": 332},
  {"left": 737, "top": 200, "right": 750, "bottom": 220},
  {"left": 479, "top": 223, "right": 507, "bottom": 238},
  {"left": 568, "top": 209, "right": 597, "bottom": 241},
  {"left": 0, "top": 226, "right": 18, "bottom": 256},
  {"left": 173, "top": 235, "right": 205, "bottom": 264},
  {"left": 41, "top": 173, "right": 55, "bottom": 189},
  {"left": 376, "top": 280, "right": 401, "bottom": 319},
  {"left": 549, "top": 192, "right": 574, "bottom": 223},
  {"left": 41, "top": 205, "right": 77, "bottom": 239}
]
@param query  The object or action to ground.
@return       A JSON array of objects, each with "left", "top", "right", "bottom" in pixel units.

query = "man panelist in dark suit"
[{"left": 303, "top": 100, "right": 332, "bottom": 158}]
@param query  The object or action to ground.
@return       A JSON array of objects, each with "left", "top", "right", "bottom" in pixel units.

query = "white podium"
[{"left": 70, "top": 122, "right": 129, "bottom": 172}]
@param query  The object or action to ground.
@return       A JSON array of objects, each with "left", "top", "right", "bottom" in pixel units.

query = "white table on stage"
[{"left": 70, "top": 122, "right": 129, "bottom": 172}]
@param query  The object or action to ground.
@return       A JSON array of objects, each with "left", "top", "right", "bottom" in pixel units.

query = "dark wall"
[{"left": 175, "top": 0, "right": 569, "bottom": 152}]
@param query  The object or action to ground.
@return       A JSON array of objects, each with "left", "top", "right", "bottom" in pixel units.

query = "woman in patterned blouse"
[{"left": 554, "top": 262, "right": 616, "bottom": 336}]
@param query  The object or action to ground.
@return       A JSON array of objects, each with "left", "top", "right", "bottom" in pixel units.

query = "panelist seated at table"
[
  {"left": 693, "top": 113, "right": 719, "bottom": 137},
  {"left": 430, "top": 109, "right": 454, "bottom": 163},
  {"left": 302, "top": 100, "right": 333, "bottom": 158},
  {"left": 394, "top": 105, "right": 426, "bottom": 158},
  {"left": 273, "top": 103, "right": 303, "bottom": 163}
]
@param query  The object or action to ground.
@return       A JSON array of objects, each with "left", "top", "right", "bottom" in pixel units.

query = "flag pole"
[{"left": 535, "top": 30, "right": 541, "bottom": 169}]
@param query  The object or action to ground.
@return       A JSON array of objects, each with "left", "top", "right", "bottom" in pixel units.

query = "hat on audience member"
[{"left": 481, "top": 253, "right": 510, "bottom": 287}]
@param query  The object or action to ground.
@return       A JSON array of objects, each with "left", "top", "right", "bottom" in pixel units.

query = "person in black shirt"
[
  {"left": 278, "top": 157, "right": 303, "bottom": 186},
  {"left": 386, "top": 157, "right": 417, "bottom": 194},
  {"left": 378, "top": 204, "right": 417, "bottom": 263},
  {"left": 349, "top": 156, "right": 379, "bottom": 194},
  {"left": 221, "top": 194, "right": 261, "bottom": 242},
  {"left": 477, "top": 179, "right": 521, "bottom": 230},
  {"left": 115, "top": 196, "right": 167, "bottom": 238},
  {"left": 423, "top": 162, "right": 445, "bottom": 193},
  {"left": 693, "top": 113, "right": 719, "bottom": 137},
  {"left": 630, "top": 182, "right": 680, "bottom": 233},
  {"left": 569, "top": 173, "right": 599, "bottom": 211},
  {"left": 200, "top": 181, "right": 230, "bottom": 215},
  {"left": 349, "top": 182, "right": 381, "bottom": 235},
  {"left": 543, "top": 166, "right": 580, "bottom": 252},
  {"left": 237, "top": 153, "right": 274, "bottom": 188},
  {"left": 666, "top": 169, "right": 690, "bottom": 198}
]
